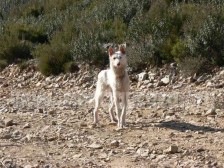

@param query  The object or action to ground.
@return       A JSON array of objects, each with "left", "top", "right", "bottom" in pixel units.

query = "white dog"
[{"left": 92, "top": 45, "right": 129, "bottom": 128}]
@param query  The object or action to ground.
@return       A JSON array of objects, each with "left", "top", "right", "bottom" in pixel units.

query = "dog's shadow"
[
  {"left": 127, "top": 120, "right": 224, "bottom": 133},
  {"left": 157, "top": 120, "right": 224, "bottom": 133}
]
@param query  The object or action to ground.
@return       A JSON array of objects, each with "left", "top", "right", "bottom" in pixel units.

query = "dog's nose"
[{"left": 117, "top": 63, "right": 120, "bottom": 66}]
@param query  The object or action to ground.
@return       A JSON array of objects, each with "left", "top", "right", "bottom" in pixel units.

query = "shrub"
[
  {"left": 188, "top": 15, "right": 224, "bottom": 66},
  {"left": 0, "top": 60, "right": 7, "bottom": 70},
  {"left": 34, "top": 43, "right": 72, "bottom": 76},
  {"left": 63, "top": 61, "right": 79, "bottom": 73},
  {"left": 0, "top": 33, "right": 32, "bottom": 64},
  {"left": 18, "top": 60, "right": 29, "bottom": 70},
  {"left": 71, "top": 31, "right": 108, "bottom": 66},
  {"left": 178, "top": 56, "right": 210, "bottom": 76},
  {"left": 18, "top": 27, "right": 48, "bottom": 44}
]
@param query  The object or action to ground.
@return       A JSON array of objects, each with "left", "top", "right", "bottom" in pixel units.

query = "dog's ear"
[
  {"left": 108, "top": 47, "right": 114, "bottom": 56},
  {"left": 119, "top": 45, "right": 125, "bottom": 54}
]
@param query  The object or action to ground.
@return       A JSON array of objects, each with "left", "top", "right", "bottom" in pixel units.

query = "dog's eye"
[{"left": 113, "top": 57, "right": 116, "bottom": 60}]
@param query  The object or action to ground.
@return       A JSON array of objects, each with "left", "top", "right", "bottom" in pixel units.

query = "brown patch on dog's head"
[
  {"left": 119, "top": 45, "right": 125, "bottom": 55},
  {"left": 108, "top": 47, "right": 114, "bottom": 57}
]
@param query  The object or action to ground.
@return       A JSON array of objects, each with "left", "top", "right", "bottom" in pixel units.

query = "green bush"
[
  {"left": 34, "top": 43, "right": 72, "bottom": 76},
  {"left": 187, "top": 15, "right": 224, "bottom": 66},
  {"left": 63, "top": 61, "right": 79, "bottom": 73},
  {"left": 71, "top": 31, "right": 108, "bottom": 66},
  {"left": 179, "top": 56, "right": 210, "bottom": 76},
  {"left": 18, "top": 27, "right": 48, "bottom": 43},
  {"left": 0, "top": 60, "right": 7, "bottom": 70},
  {"left": 0, "top": 33, "right": 32, "bottom": 64},
  {"left": 1, "top": 0, "right": 224, "bottom": 75}
]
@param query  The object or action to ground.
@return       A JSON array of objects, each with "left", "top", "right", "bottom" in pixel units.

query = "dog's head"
[{"left": 108, "top": 45, "right": 127, "bottom": 69}]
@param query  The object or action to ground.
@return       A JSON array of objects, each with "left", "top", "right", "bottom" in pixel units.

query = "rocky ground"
[{"left": 0, "top": 61, "right": 224, "bottom": 168}]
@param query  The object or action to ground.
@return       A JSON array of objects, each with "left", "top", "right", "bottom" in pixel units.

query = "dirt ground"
[
  {"left": 0, "top": 85, "right": 224, "bottom": 168},
  {"left": 0, "top": 63, "right": 224, "bottom": 167}
]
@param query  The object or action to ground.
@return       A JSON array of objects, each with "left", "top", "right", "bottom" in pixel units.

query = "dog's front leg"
[
  {"left": 109, "top": 92, "right": 117, "bottom": 123},
  {"left": 113, "top": 90, "right": 121, "bottom": 128},
  {"left": 120, "top": 92, "right": 128, "bottom": 128}
]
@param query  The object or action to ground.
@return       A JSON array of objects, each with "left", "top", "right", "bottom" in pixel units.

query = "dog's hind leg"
[
  {"left": 93, "top": 89, "right": 103, "bottom": 124},
  {"left": 109, "top": 92, "right": 117, "bottom": 123}
]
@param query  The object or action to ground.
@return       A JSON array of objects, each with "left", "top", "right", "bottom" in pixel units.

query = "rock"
[
  {"left": 73, "top": 153, "right": 82, "bottom": 159},
  {"left": 24, "top": 165, "right": 32, "bottom": 168},
  {"left": 219, "top": 70, "right": 224, "bottom": 75},
  {"left": 161, "top": 75, "right": 170, "bottom": 85},
  {"left": 35, "top": 108, "right": 44, "bottom": 113},
  {"left": 48, "top": 136, "right": 57, "bottom": 141},
  {"left": 147, "top": 83, "right": 154, "bottom": 88},
  {"left": 206, "top": 81, "right": 213, "bottom": 87},
  {"left": 195, "top": 74, "right": 211, "bottom": 85},
  {"left": 110, "top": 140, "right": 119, "bottom": 147},
  {"left": 205, "top": 108, "right": 216, "bottom": 116},
  {"left": 98, "top": 152, "right": 108, "bottom": 159},
  {"left": 136, "top": 148, "right": 149, "bottom": 157},
  {"left": 88, "top": 143, "right": 103, "bottom": 149},
  {"left": 48, "top": 110, "right": 56, "bottom": 115},
  {"left": 197, "top": 148, "right": 205, "bottom": 152},
  {"left": 80, "top": 122, "right": 87, "bottom": 127},
  {"left": 138, "top": 72, "right": 148, "bottom": 81},
  {"left": 164, "top": 145, "right": 178, "bottom": 154},
  {"left": 23, "top": 123, "right": 31, "bottom": 129},
  {"left": 4, "top": 118, "right": 14, "bottom": 127},
  {"left": 156, "top": 81, "right": 165, "bottom": 87}
]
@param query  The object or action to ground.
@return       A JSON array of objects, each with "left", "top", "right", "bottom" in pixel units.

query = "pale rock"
[
  {"left": 147, "top": 83, "right": 154, "bottom": 88},
  {"left": 73, "top": 153, "right": 82, "bottom": 159},
  {"left": 88, "top": 143, "right": 103, "bottom": 149},
  {"left": 205, "top": 108, "right": 216, "bottom": 116},
  {"left": 136, "top": 148, "right": 149, "bottom": 157},
  {"left": 23, "top": 123, "right": 31, "bottom": 129},
  {"left": 219, "top": 70, "right": 224, "bottom": 75},
  {"left": 98, "top": 152, "right": 108, "bottom": 159},
  {"left": 35, "top": 82, "right": 42, "bottom": 87},
  {"left": 138, "top": 72, "right": 148, "bottom": 81},
  {"left": 4, "top": 118, "right": 14, "bottom": 127},
  {"left": 164, "top": 145, "right": 178, "bottom": 154},
  {"left": 161, "top": 75, "right": 170, "bottom": 85},
  {"left": 110, "top": 140, "right": 119, "bottom": 147}
]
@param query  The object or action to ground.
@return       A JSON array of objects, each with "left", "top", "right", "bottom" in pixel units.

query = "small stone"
[
  {"left": 48, "top": 110, "right": 56, "bottom": 115},
  {"left": 110, "top": 140, "right": 119, "bottom": 147},
  {"left": 51, "top": 121, "right": 57, "bottom": 125},
  {"left": 23, "top": 123, "right": 31, "bottom": 129},
  {"left": 161, "top": 76, "right": 170, "bottom": 85},
  {"left": 80, "top": 122, "right": 87, "bottom": 127},
  {"left": 73, "top": 153, "right": 82, "bottom": 159},
  {"left": 24, "top": 165, "right": 32, "bottom": 168},
  {"left": 88, "top": 143, "right": 103, "bottom": 149},
  {"left": 147, "top": 83, "right": 154, "bottom": 88},
  {"left": 138, "top": 72, "right": 148, "bottom": 81},
  {"left": 205, "top": 108, "right": 216, "bottom": 116},
  {"left": 98, "top": 152, "right": 107, "bottom": 159},
  {"left": 4, "top": 118, "right": 14, "bottom": 127},
  {"left": 164, "top": 145, "right": 178, "bottom": 154},
  {"left": 136, "top": 148, "right": 149, "bottom": 157},
  {"left": 48, "top": 136, "right": 57, "bottom": 141},
  {"left": 36, "top": 108, "right": 44, "bottom": 113},
  {"left": 36, "top": 82, "right": 42, "bottom": 87},
  {"left": 197, "top": 148, "right": 205, "bottom": 152}
]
